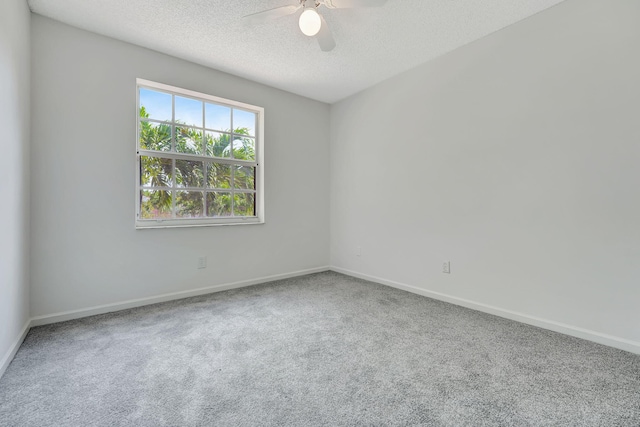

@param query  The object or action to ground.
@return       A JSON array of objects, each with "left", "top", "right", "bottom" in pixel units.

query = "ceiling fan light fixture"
[{"left": 299, "top": 8, "right": 322, "bottom": 36}]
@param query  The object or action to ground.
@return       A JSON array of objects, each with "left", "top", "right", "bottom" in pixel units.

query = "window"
[{"left": 136, "top": 79, "right": 264, "bottom": 228}]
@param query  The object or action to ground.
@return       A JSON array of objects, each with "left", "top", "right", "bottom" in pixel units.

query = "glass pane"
[
  {"left": 207, "top": 163, "right": 231, "bottom": 189},
  {"left": 139, "top": 121, "right": 172, "bottom": 152},
  {"left": 206, "top": 192, "right": 232, "bottom": 217},
  {"left": 175, "top": 160, "right": 204, "bottom": 188},
  {"left": 140, "top": 189, "right": 172, "bottom": 219},
  {"left": 205, "top": 103, "right": 231, "bottom": 132},
  {"left": 233, "top": 193, "right": 255, "bottom": 217},
  {"left": 233, "top": 166, "right": 255, "bottom": 190},
  {"left": 231, "top": 136, "right": 255, "bottom": 161},
  {"left": 140, "top": 156, "right": 172, "bottom": 187},
  {"left": 176, "top": 191, "right": 203, "bottom": 218},
  {"left": 175, "top": 127, "right": 203, "bottom": 155},
  {"left": 206, "top": 131, "right": 231, "bottom": 158},
  {"left": 233, "top": 109, "right": 256, "bottom": 136},
  {"left": 139, "top": 88, "right": 172, "bottom": 122},
  {"left": 175, "top": 96, "right": 203, "bottom": 128}
]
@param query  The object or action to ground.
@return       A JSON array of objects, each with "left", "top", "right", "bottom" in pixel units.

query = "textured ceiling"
[{"left": 27, "top": 0, "right": 566, "bottom": 103}]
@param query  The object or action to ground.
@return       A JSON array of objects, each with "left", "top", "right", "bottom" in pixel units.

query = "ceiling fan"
[{"left": 243, "top": 0, "right": 387, "bottom": 52}]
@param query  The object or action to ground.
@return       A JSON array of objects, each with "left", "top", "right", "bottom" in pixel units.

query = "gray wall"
[
  {"left": 330, "top": 0, "right": 640, "bottom": 345},
  {"left": 0, "top": 0, "right": 31, "bottom": 372},
  {"left": 30, "top": 16, "right": 330, "bottom": 317}
]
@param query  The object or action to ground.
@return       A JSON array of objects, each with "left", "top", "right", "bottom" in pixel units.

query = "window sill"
[{"left": 135, "top": 217, "right": 264, "bottom": 229}]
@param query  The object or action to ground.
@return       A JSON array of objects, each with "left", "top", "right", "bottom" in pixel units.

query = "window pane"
[
  {"left": 139, "top": 88, "right": 172, "bottom": 122},
  {"left": 140, "top": 156, "right": 172, "bottom": 187},
  {"left": 176, "top": 191, "right": 203, "bottom": 218},
  {"left": 206, "top": 192, "right": 232, "bottom": 217},
  {"left": 175, "top": 96, "right": 203, "bottom": 128},
  {"left": 234, "top": 166, "right": 255, "bottom": 190},
  {"left": 231, "top": 136, "right": 255, "bottom": 161},
  {"left": 207, "top": 163, "right": 231, "bottom": 189},
  {"left": 233, "top": 109, "right": 256, "bottom": 136},
  {"left": 234, "top": 193, "right": 255, "bottom": 217},
  {"left": 140, "top": 189, "right": 172, "bottom": 219},
  {"left": 206, "top": 131, "right": 231, "bottom": 158},
  {"left": 176, "top": 127, "right": 203, "bottom": 155},
  {"left": 175, "top": 160, "right": 204, "bottom": 188},
  {"left": 205, "top": 103, "right": 231, "bottom": 132},
  {"left": 139, "top": 121, "right": 172, "bottom": 152}
]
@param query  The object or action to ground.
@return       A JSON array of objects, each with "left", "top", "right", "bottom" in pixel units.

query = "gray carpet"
[{"left": 1, "top": 272, "right": 639, "bottom": 426}]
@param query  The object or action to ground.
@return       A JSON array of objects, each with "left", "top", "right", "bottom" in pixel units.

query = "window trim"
[{"left": 135, "top": 78, "right": 265, "bottom": 229}]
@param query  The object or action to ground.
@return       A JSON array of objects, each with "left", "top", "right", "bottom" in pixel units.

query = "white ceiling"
[{"left": 27, "top": 0, "right": 566, "bottom": 103}]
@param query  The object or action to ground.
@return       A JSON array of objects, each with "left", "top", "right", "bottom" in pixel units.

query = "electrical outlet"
[
  {"left": 442, "top": 261, "right": 450, "bottom": 274},
  {"left": 198, "top": 256, "right": 207, "bottom": 269}
]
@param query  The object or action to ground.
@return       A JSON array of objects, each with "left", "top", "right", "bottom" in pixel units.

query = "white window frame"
[{"left": 135, "top": 78, "right": 265, "bottom": 229}]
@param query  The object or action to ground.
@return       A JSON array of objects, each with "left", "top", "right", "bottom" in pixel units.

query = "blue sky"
[{"left": 140, "top": 88, "right": 256, "bottom": 135}]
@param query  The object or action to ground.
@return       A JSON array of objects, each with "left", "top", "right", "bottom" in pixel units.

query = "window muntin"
[{"left": 136, "top": 79, "right": 264, "bottom": 228}]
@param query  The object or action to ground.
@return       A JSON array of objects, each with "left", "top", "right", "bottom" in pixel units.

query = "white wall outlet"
[
  {"left": 442, "top": 261, "right": 450, "bottom": 274},
  {"left": 356, "top": 246, "right": 361, "bottom": 257},
  {"left": 198, "top": 256, "right": 207, "bottom": 269}
]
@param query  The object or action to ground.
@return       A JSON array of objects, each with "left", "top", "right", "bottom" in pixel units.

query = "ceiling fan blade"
[
  {"left": 322, "top": 0, "right": 386, "bottom": 8},
  {"left": 243, "top": 4, "right": 301, "bottom": 26},
  {"left": 317, "top": 15, "right": 336, "bottom": 52}
]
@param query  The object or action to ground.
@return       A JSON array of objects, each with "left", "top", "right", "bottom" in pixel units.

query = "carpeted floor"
[{"left": 1, "top": 272, "right": 639, "bottom": 426}]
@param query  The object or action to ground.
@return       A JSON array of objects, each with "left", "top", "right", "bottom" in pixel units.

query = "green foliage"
[
  {"left": 139, "top": 107, "right": 171, "bottom": 152},
  {"left": 139, "top": 107, "right": 256, "bottom": 219}
]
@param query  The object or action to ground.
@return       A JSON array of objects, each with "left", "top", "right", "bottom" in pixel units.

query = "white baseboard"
[
  {"left": 0, "top": 320, "right": 31, "bottom": 379},
  {"left": 30, "top": 266, "right": 330, "bottom": 327},
  {"left": 331, "top": 266, "right": 640, "bottom": 355}
]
